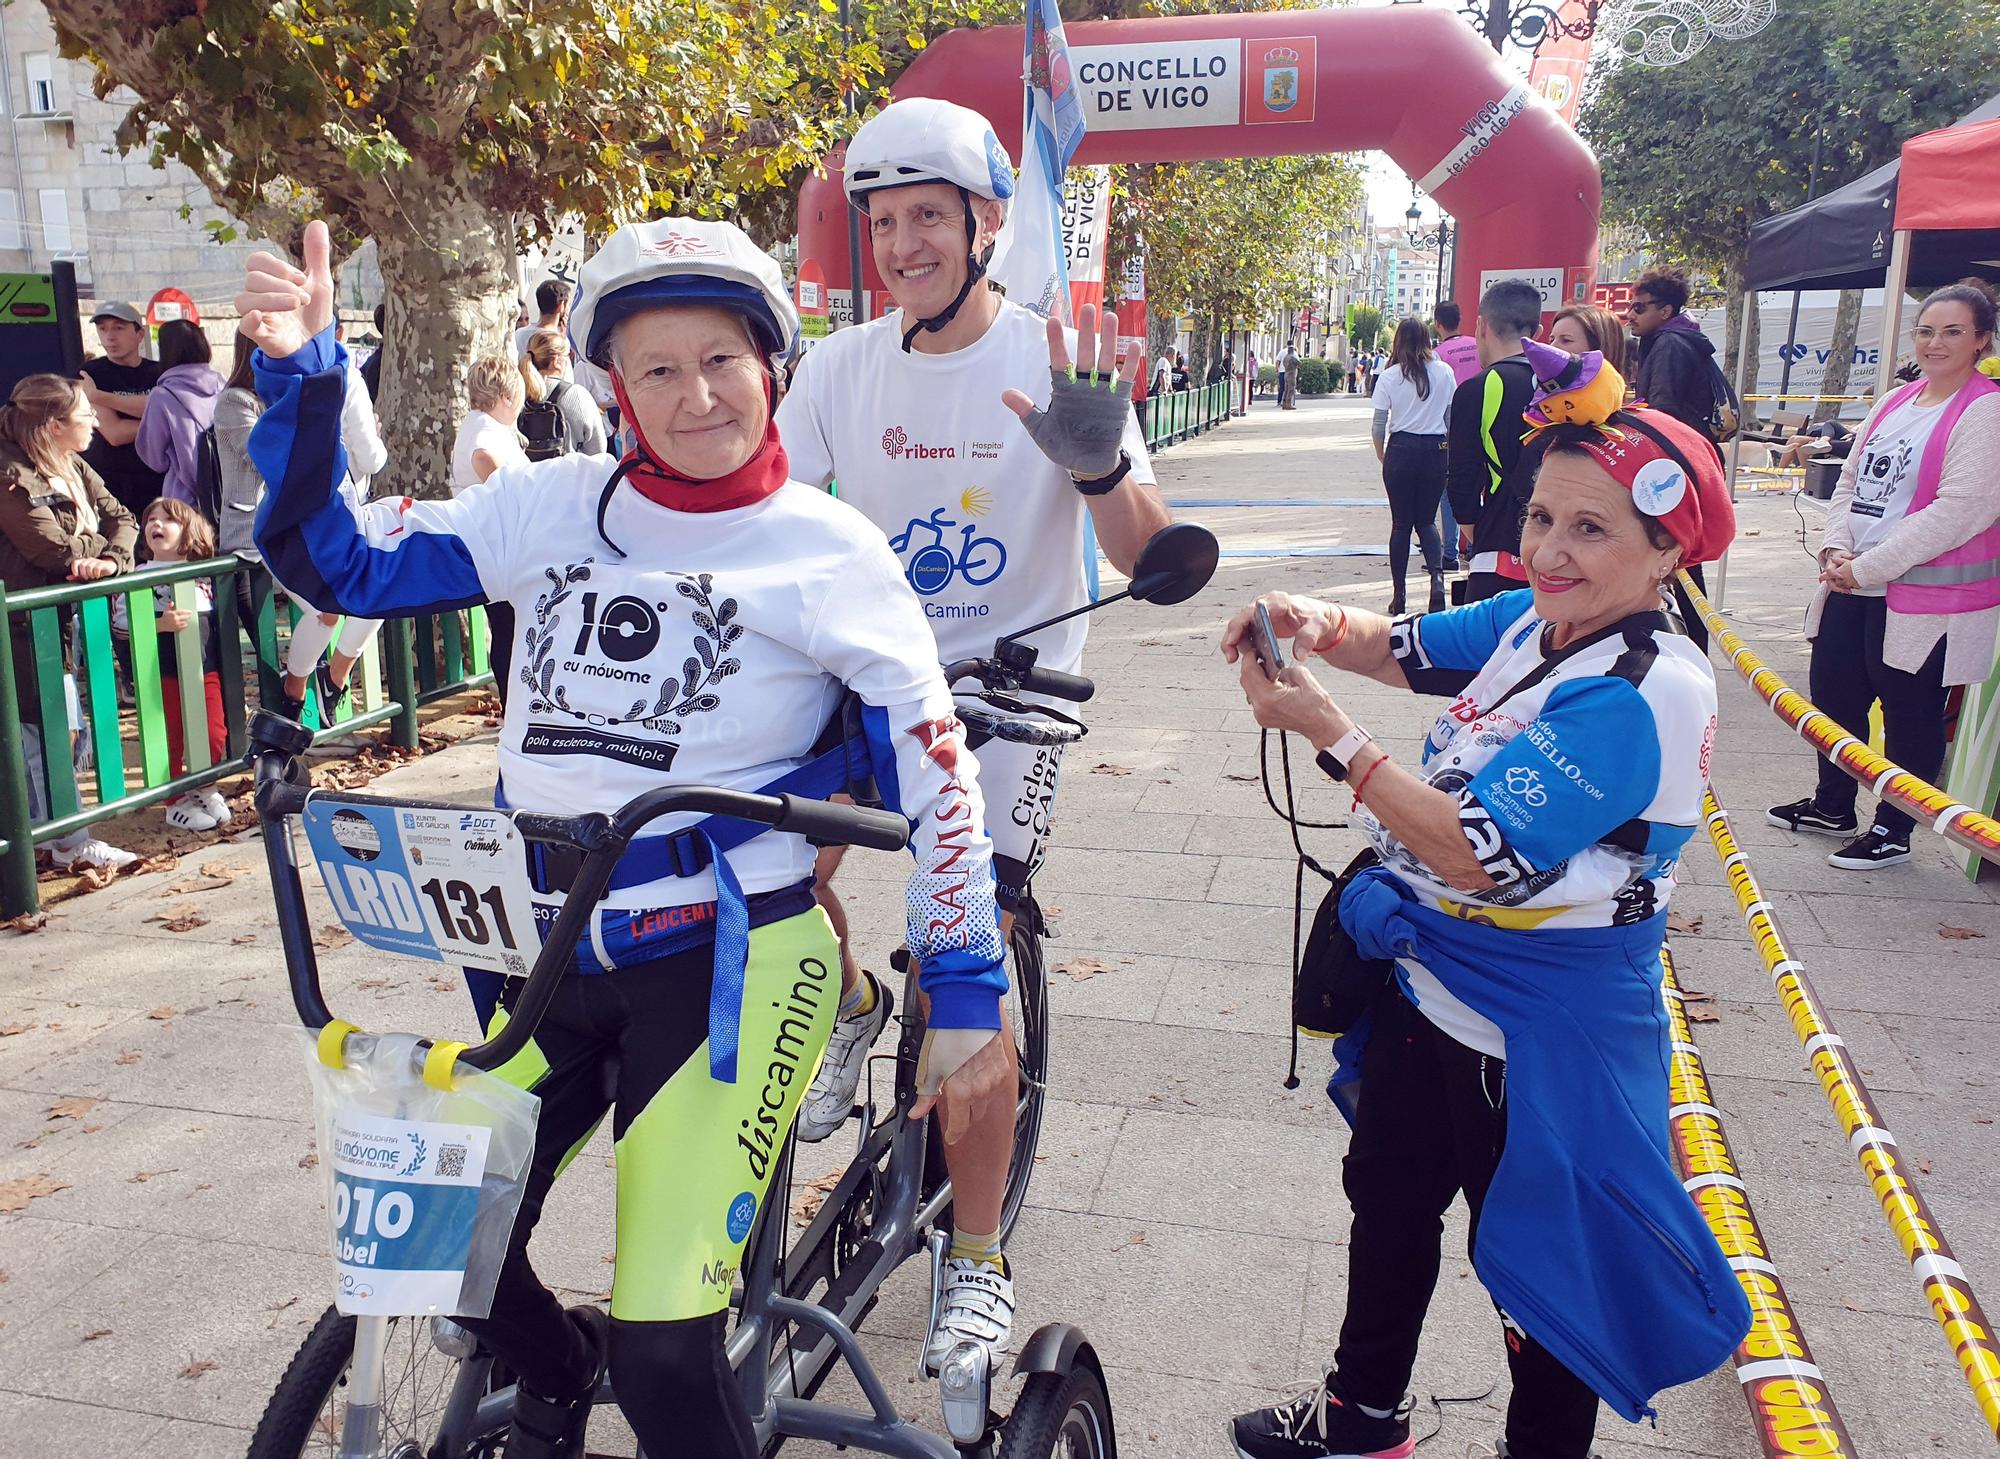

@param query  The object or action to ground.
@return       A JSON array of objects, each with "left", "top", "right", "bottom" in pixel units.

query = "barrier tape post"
[
  {"left": 1661, "top": 946, "right": 1859, "bottom": 1457},
  {"left": 1703, "top": 788, "right": 2000, "bottom": 1440},
  {"left": 1678, "top": 570, "right": 2000, "bottom": 870}
]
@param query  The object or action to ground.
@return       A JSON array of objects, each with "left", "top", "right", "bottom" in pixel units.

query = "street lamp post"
[{"left": 1405, "top": 191, "right": 1451, "bottom": 310}]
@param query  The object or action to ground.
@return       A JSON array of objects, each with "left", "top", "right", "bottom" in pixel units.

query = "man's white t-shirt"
[
  {"left": 1848, "top": 396, "right": 1949, "bottom": 591},
  {"left": 1370, "top": 360, "right": 1458, "bottom": 436},
  {"left": 450, "top": 410, "right": 529, "bottom": 496},
  {"left": 776, "top": 300, "right": 1156, "bottom": 674}
]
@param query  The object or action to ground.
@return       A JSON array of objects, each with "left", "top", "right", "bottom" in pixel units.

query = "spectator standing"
[
  {"left": 1246, "top": 349, "right": 1259, "bottom": 400},
  {"left": 0, "top": 374, "right": 138, "bottom": 869},
  {"left": 1447, "top": 281, "right": 1541, "bottom": 602},
  {"left": 358, "top": 303, "right": 387, "bottom": 402},
  {"left": 1432, "top": 301, "right": 1482, "bottom": 569},
  {"left": 1208, "top": 350, "right": 1235, "bottom": 387},
  {"left": 139, "top": 498, "right": 232, "bottom": 832},
  {"left": 519, "top": 327, "right": 607, "bottom": 458},
  {"left": 78, "top": 302, "right": 165, "bottom": 520},
  {"left": 1279, "top": 339, "right": 1300, "bottom": 410},
  {"left": 1547, "top": 304, "right": 1630, "bottom": 380},
  {"left": 1171, "top": 350, "right": 1192, "bottom": 392},
  {"left": 451, "top": 355, "right": 530, "bottom": 703},
  {"left": 1371, "top": 318, "right": 1456, "bottom": 614},
  {"left": 514, "top": 277, "right": 573, "bottom": 361},
  {"left": 1626, "top": 267, "right": 1721, "bottom": 652},
  {"left": 1769, "top": 280, "right": 2000, "bottom": 870},
  {"left": 213, "top": 331, "right": 267, "bottom": 561},
  {"left": 129, "top": 319, "right": 224, "bottom": 510}
]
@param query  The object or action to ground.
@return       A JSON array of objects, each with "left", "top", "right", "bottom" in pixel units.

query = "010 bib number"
[
  {"left": 326, "top": 1112, "right": 492, "bottom": 1315},
  {"left": 301, "top": 797, "right": 540, "bottom": 976}
]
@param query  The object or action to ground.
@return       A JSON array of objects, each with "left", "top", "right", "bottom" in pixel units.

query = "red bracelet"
[
  {"left": 1325, "top": 607, "right": 1350, "bottom": 656},
  {"left": 1351, "top": 749, "right": 1387, "bottom": 808}
]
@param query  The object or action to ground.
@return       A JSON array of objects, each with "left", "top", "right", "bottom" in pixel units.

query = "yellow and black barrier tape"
[
  {"left": 1662, "top": 945, "right": 1857, "bottom": 1457},
  {"left": 1679, "top": 572, "right": 2000, "bottom": 870},
  {"left": 1703, "top": 788, "right": 2000, "bottom": 1440}
]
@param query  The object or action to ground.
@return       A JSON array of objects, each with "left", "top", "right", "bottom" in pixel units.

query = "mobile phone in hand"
[{"left": 1252, "top": 602, "right": 1286, "bottom": 678}]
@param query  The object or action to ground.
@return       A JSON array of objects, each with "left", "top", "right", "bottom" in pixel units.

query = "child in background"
[{"left": 141, "top": 498, "right": 232, "bottom": 832}]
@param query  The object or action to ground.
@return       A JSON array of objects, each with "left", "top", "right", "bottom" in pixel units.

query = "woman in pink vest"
[{"left": 1769, "top": 278, "right": 2000, "bottom": 869}]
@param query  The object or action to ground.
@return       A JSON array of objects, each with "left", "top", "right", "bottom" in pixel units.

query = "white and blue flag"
[{"left": 987, "top": 0, "right": 1086, "bottom": 323}]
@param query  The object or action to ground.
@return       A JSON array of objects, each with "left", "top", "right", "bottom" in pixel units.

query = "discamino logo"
[{"left": 726, "top": 1191, "right": 757, "bottom": 1243}]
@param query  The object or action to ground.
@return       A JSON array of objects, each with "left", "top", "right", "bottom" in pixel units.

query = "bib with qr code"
[{"left": 326, "top": 1112, "right": 492, "bottom": 1315}]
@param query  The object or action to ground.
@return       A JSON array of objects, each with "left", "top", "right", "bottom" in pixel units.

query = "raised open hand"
[
  {"left": 236, "top": 219, "right": 335, "bottom": 361},
  {"left": 1000, "top": 301, "right": 1140, "bottom": 478}
]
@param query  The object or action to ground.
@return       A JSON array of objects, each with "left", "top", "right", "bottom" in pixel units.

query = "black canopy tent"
[{"left": 1746, "top": 91, "right": 2000, "bottom": 293}]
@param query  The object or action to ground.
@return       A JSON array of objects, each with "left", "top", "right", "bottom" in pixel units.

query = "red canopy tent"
[{"left": 1874, "top": 116, "right": 2000, "bottom": 370}]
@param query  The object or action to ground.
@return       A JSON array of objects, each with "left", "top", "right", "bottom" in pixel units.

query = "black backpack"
[
  {"left": 518, "top": 379, "right": 572, "bottom": 462},
  {"left": 191, "top": 423, "right": 224, "bottom": 527},
  {"left": 1704, "top": 355, "right": 1741, "bottom": 443}
]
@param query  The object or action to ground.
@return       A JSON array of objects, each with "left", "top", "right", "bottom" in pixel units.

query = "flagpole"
[{"left": 840, "top": 0, "right": 868, "bottom": 327}]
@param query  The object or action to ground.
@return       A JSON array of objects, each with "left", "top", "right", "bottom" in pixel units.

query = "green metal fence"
[
  {"left": 1, "top": 556, "right": 493, "bottom": 917},
  {"left": 1142, "top": 380, "right": 1235, "bottom": 452}
]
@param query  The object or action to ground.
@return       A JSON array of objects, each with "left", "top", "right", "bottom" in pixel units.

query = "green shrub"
[{"left": 1296, "top": 356, "right": 1333, "bottom": 396}]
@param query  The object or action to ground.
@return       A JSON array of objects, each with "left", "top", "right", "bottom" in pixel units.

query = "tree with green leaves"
[
  {"left": 1580, "top": 0, "right": 2000, "bottom": 409},
  {"left": 1346, "top": 302, "right": 1384, "bottom": 356},
  {"left": 44, "top": 0, "right": 983, "bottom": 496}
]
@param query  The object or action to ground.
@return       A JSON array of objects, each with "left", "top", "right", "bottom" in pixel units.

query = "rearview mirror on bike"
[{"left": 1126, "top": 521, "right": 1221, "bottom": 606}]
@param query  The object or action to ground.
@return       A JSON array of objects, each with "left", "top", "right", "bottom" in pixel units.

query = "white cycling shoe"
[
  {"left": 923, "top": 1258, "right": 1015, "bottom": 1374},
  {"left": 797, "top": 972, "right": 890, "bottom": 1142}
]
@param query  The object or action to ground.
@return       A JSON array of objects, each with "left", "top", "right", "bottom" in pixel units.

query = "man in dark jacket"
[
  {"left": 358, "top": 303, "right": 386, "bottom": 402},
  {"left": 1446, "top": 280, "right": 1542, "bottom": 604},
  {"left": 1626, "top": 266, "right": 1719, "bottom": 652},
  {"left": 1627, "top": 268, "right": 1717, "bottom": 440}
]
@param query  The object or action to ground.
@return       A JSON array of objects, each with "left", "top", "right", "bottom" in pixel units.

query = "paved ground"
[{"left": 5, "top": 393, "right": 1998, "bottom": 1458}]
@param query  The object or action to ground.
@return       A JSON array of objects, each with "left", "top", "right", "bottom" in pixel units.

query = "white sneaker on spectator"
[
  {"left": 196, "top": 788, "right": 232, "bottom": 828},
  {"left": 40, "top": 829, "right": 138, "bottom": 871},
  {"left": 166, "top": 793, "right": 220, "bottom": 833}
]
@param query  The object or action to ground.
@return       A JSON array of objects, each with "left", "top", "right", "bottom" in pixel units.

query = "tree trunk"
[
  {"left": 370, "top": 182, "right": 519, "bottom": 502},
  {"left": 1147, "top": 305, "right": 1175, "bottom": 383},
  {"left": 1816, "top": 288, "right": 1865, "bottom": 423}
]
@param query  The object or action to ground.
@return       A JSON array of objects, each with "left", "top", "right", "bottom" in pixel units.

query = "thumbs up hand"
[{"left": 237, "top": 219, "right": 336, "bottom": 361}]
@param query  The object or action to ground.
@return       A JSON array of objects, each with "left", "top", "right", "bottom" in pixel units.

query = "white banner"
[
  {"left": 1072, "top": 41, "right": 1240, "bottom": 132},
  {"left": 1062, "top": 166, "right": 1112, "bottom": 318}
]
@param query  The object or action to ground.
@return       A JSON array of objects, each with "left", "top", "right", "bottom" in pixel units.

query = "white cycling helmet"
[
  {"left": 842, "top": 97, "right": 1017, "bottom": 207},
  {"left": 843, "top": 99, "right": 1017, "bottom": 351},
  {"left": 569, "top": 217, "right": 801, "bottom": 372}
]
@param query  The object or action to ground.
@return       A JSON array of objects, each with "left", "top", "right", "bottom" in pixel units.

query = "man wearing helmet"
[
  {"left": 238, "top": 218, "right": 1012, "bottom": 1459},
  {"left": 775, "top": 95, "right": 1171, "bottom": 1373}
]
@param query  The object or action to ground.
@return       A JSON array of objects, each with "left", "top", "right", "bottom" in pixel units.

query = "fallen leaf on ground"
[
  {"left": 179, "top": 1358, "right": 219, "bottom": 1379},
  {"left": 1058, "top": 958, "right": 1111, "bottom": 983},
  {"left": 1679, "top": 988, "right": 1716, "bottom": 1003},
  {"left": 1939, "top": 925, "right": 1986, "bottom": 941},
  {"left": 162, "top": 873, "right": 238, "bottom": 895},
  {"left": 1919, "top": 1158, "right": 1933, "bottom": 1174},
  {"left": 0, "top": 1023, "right": 33, "bottom": 1036},
  {"left": 83, "top": 1329, "right": 112, "bottom": 1342},
  {"left": 0, "top": 1174, "right": 69, "bottom": 1212},
  {"left": 1112, "top": 1229, "right": 1149, "bottom": 1252},
  {"left": 792, "top": 1170, "right": 842, "bottom": 1227},
  {"left": 148, "top": 1006, "right": 177, "bottom": 1021},
  {"left": 1666, "top": 911, "right": 1703, "bottom": 935},
  {"left": 1841, "top": 1299, "right": 1862, "bottom": 1313},
  {"left": 129, "top": 1168, "right": 177, "bottom": 1183},
  {"left": 71, "top": 864, "right": 118, "bottom": 891},
  {"left": 1089, "top": 763, "right": 1133, "bottom": 777},
  {"left": 358, "top": 979, "right": 388, "bottom": 991},
  {"left": 149, "top": 903, "right": 208, "bottom": 933},
  {"left": 47, "top": 1096, "right": 97, "bottom": 1121},
  {"left": 231, "top": 934, "right": 257, "bottom": 945},
  {"left": 114, "top": 1051, "right": 141, "bottom": 1065},
  {"left": 430, "top": 977, "right": 455, "bottom": 992},
  {"left": 1687, "top": 1006, "right": 1721, "bottom": 1024},
  {"left": 1223, "top": 772, "right": 1260, "bottom": 782},
  {"left": 4, "top": 913, "right": 48, "bottom": 933},
  {"left": 133, "top": 852, "right": 178, "bottom": 876},
  {"left": 315, "top": 925, "right": 356, "bottom": 949}
]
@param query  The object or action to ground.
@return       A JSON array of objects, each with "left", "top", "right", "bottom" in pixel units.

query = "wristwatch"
[
  {"left": 1071, "top": 452, "right": 1133, "bottom": 496},
  {"left": 1315, "top": 724, "right": 1374, "bottom": 782}
]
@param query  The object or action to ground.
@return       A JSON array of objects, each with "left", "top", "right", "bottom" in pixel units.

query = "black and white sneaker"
[
  {"left": 1827, "top": 827, "right": 1913, "bottom": 870},
  {"left": 1766, "top": 797, "right": 1858, "bottom": 838},
  {"left": 1230, "top": 1374, "right": 1414, "bottom": 1459}
]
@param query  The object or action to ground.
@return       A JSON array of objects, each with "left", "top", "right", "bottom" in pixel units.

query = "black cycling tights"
[{"left": 612, "top": 1312, "right": 757, "bottom": 1458}]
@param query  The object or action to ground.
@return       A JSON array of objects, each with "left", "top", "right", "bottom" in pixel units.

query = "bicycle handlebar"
[{"left": 944, "top": 657, "right": 1096, "bottom": 704}]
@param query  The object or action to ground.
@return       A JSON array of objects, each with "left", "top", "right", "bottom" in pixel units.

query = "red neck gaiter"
[{"left": 609, "top": 372, "right": 789, "bottom": 513}]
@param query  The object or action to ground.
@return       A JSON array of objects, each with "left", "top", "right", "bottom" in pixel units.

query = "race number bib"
[
  {"left": 327, "top": 1112, "right": 491, "bottom": 1315},
  {"left": 301, "top": 797, "right": 539, "bottom": 976}
]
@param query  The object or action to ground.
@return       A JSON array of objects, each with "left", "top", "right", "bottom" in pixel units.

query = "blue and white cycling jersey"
[{"left": 1372, "top": 589, "right": 1718, "bottom": 932}]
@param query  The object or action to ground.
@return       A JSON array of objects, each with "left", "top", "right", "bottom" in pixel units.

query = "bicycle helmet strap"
[{"left": 900, "top": 187, "right": 995, "bottom": 353}]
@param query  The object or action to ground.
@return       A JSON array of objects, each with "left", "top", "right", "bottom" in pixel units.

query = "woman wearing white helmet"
[
  {"left": 237, "top": 217, "right": 1010, "bottom": 1459},
  {"left": 778, "top": 96, "right": 1172, "bottom": 1374}
]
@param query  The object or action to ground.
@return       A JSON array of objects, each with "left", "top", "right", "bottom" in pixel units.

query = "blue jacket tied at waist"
[{"left": 1338, "top": 866, "right": 1751, "bottom": 1421}]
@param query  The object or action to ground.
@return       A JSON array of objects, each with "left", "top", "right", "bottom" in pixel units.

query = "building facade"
[{"left": 0, "top": 5, "right": 379, "bottom": 318}]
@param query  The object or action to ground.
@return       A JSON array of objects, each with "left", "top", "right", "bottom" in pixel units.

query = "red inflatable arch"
[{"left": 797, "top": 6, "right": 1600, "bottom": 324}]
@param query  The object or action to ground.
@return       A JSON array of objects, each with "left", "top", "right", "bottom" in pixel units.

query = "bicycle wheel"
[
  {"left": 920, "top": 903, "right": 1050, "bottom": 1245},
  {"left": 245, "top": 1305, "right": 508, "bottom": 1459},
  {"left": 997, "top": 1361, "right": 1116, "bottom": 1459}
]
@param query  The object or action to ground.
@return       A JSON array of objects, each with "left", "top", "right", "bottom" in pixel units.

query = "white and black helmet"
[
  {"left": 842, "top": 98, "right": 1017, "bottom": 350},
  {"left": 569, "top": 217, "right": 800, "bottom": 372}
]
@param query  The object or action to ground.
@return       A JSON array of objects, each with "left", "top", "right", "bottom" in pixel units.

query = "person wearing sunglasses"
[{"left": 1769, "top": 277, "right": 2000, "bottom": 869}]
